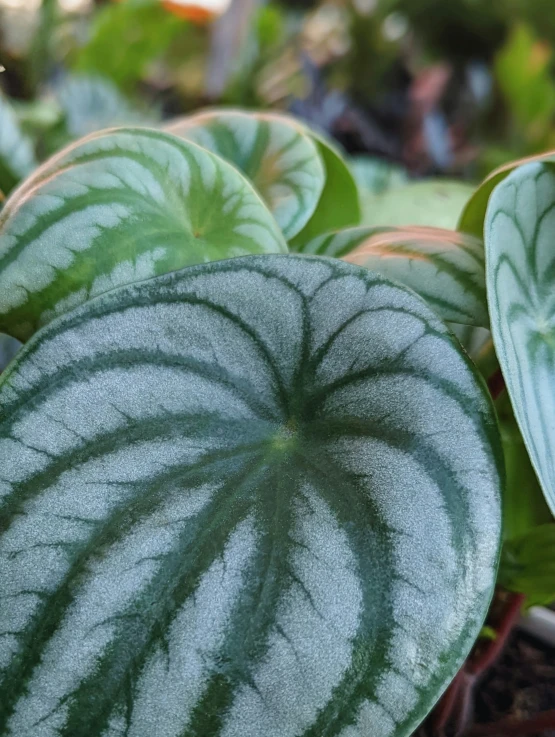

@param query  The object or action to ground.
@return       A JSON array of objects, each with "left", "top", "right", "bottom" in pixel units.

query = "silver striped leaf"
[
  {"left": 303, "top": 225, "right": 487, "bottom": 326},
  {"left": 0, "top": 255, "right": 502, "bottom": 737},
  {"left": 0, "top": 93, "right": 37, "bottom": 198},
  {"left": 485, "top": 160, "right": 555, "bottom": 516},
  {"left": 165, "top": 110, "right": 326, "bottom": 240},
  {"left": 0, "top": 127, "right": 286, "bottom": 341}
]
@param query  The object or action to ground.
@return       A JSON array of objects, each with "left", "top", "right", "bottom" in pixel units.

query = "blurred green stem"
[{"left": 28, "top": 0, "right": 58, "bottom": 95}]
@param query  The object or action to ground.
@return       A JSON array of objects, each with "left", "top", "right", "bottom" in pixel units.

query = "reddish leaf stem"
[
  {"left": 486, "top": 368, "right": 505, "bottom": 401},
  {"left": 467, "top": 593, "right": 526, "bottom": 676},
  {"left": 462, "top": 709, "right": 555, "bottom": 737},
  {"left": 429, "top": 592, "right": 526, "bottom": 737}
]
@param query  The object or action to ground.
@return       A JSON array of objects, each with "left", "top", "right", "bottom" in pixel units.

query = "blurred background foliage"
[{"left": 3, "top": 0, "right": 555, "bottom": 189}]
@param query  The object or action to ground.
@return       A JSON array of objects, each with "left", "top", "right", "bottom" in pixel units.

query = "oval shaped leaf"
[
  {"left": 166, "top": 109, "right": 325, "bottom": 239},
  {"left": 304, "top": 225, "right": 487, "bottom": 326},
  {"left": 0, "top": 255, "right": 502, "bottom": 737},
  {"left": 460, "top": 151, "right": 555, "bottom": 238},
  {"left": 0, "top": 93, "right": 37, "bottom": 198},
  {"left": 0, "top": 127, "right": 286, "bottom": 341},
  {"left": 486, "top": 160, "right": 555, "bottom": 516}
]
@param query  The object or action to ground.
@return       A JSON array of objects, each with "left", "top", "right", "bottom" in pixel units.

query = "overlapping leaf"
[
  {"left": 485, "top": 160, "right": 555, "bottom": 515},
  {"left": 303, "top": 225, "right": 487, "bottom": 326},
  {"left": 0, "top": 255, "right": 502, "bottom": 737},
  {"left": 284, "top": 116, "right": 361, "bottom": 247},
  {"left": 166, "top": 109, "right": 325, "bottom": 240},
  {"left": 0, "top": 127, "right": 286, "bottom": 340},
  {"left": 460, "top": 151, "right": 555, "bottom": 238},
  {"left": 167, "top": 109, "right": 361, "bottom": 243}
]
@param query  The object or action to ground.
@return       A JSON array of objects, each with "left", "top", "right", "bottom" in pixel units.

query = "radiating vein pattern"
[
  {"left": 485, "top": 161, "right": 555, "bottom": 515},
  {"left": 166, "top": 110, "right": 325, "bottom": 239},
  {"left": 304, "top": 225, "right": 487, "bottom": 326},
  {"left": 0, "top": 127, "right": 286, "bottom": 340},
  {"left": 0, "top": 255, "right": 501, "bottom": 737}
]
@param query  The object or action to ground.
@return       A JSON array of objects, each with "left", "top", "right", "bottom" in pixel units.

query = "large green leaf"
[
  {"left": 0, "top": 255, "right": 502, "bottom": 737},
  {"left": 0, "top": 127, "right": 286, "bottom": 341},
  {"left": 459, "top": 151, "right": 555, "bottom": 238},
  {"left": 166, "top": 110, "right": 326, "bottom": 240},
  {"left": 485, "top": 160, "right": 555, "bottom": 515},
  {"left": 303, "top": 225, "right": 487, "bottom": 326},
  {"left": 0, "top": 94, "right": 37, "bottom": 199}
]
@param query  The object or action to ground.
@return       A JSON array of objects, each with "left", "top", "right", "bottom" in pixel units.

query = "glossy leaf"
[
  {"left": 362, "top": 180, "right": 473, "bottom": 231},
  {"left": 166, "top": 109, "right": 326, "bottom": 239},
  {"left": 0, "top": 94, "right": 37, "bottom": 198},
  {"left": 0, "top": 255, "right": 502, "bottom": 737},
  {"left": 303, "top": 225, "right": 487, "bottom": 326},
  {"left": 0, "top": 127, "right": 286, "bottom": 341},
  {"left": 459, "top": 151, "right": 555, "bottom": 238},
  {"left": 485, "top": 161, "right": 555, "bottom": 515}
]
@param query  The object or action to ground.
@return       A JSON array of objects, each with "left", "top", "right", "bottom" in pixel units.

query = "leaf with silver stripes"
[
  {"left": 273, "top": 114, "right": 361, "bottom": 247},
  {"left": 166, "top": 110, "right": 326, "bottom": 239},
  {"left": 0, "top": 127, "right": 286, "bottom": 341},
  {"left": 485, "top": 160, "right": 555, "bottom": 515},
  {"left": 0, "top": 254, "right": 502, "bottom": 737},
  {"left": 303, "top": 225, "right": 487, "bottom": 326}
]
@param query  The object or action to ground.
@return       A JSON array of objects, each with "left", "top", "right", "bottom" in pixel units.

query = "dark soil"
[{"left": 473, "top": 630, "right": 555, "bottom": 736}]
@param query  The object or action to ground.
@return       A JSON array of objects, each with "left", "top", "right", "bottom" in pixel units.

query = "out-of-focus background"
[{"left": 2, "top": 0, "right": 555, "bottom": 187}]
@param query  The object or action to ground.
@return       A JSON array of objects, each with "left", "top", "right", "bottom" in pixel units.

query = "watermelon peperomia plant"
[{"left": 0, "top": 108, "right": 552, "bottom": 737}]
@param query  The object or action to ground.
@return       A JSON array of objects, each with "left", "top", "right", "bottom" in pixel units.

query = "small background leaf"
[
  {"left": 72, "top": 0, "right": 183, "bottom": 91},
  {"left": 362, "top": 180, "right": 473, "bottom": 230},
  {"left": 0, "top": 92, "right": 37, "bottom": 198},
  {"left": 166, "top": 109, "right": 326, "bottom": 239},
  {"left": 54, "top": 75, "right": 157, "bottom": 139}
]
